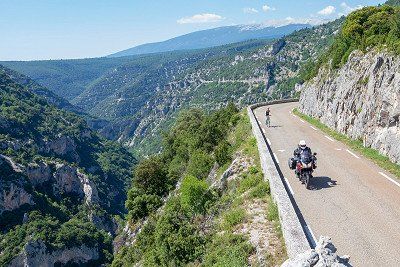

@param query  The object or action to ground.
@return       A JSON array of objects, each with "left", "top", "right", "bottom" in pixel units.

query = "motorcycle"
[{"left": 289, "top": 151, "right": 317, "bottom": 189}]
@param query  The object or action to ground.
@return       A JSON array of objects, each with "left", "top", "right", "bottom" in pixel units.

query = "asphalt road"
[{"left": 254, "top": 102, "right": 400, "bottom": 266}]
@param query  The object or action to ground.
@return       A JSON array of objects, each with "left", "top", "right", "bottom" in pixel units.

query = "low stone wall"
[{"left": 247, "top": 99, "right": 311, "bottom": 258}]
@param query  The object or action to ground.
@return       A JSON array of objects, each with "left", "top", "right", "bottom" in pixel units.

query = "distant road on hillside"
[{"left": 254, "top": 102, "right": 400, "bottom": 266}]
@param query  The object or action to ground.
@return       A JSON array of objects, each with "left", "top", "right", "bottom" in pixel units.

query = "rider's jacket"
[
  {"left": 265, "top": 110, "right": 270, "bottom": 116},
  {"left": 293, "top": 146, "right": 312, "bottom": 158}
]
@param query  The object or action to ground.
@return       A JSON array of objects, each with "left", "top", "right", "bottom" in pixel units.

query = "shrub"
[
  {"left": 214, "top": 140, "right": 232, "bottom": 166},
  {"left": 249, "top": 181, "right": 270, "bottom": 199},
  {"left": 186, "top": 150, "right": 214, "bottom": 179},
  {"left": 222, "top": 208, "right": 246, "bottom": 230},
  {"left": 143, "top": 198, "right": 206, "bottom": 266},
  {"left": 180, "top": 175, "right": 213, "bottom": 215},
  {"left": 126, "top": 193, "right": 162, "bottom": 222},
  {"left": 202, "top": 233, "right": 253, "bottom": 267},
  {"left": 267, "top": 198, "right": 279, "bottom": 222},
  {"left": 133, "top": 156, "right": 168, "bottom": 196}
]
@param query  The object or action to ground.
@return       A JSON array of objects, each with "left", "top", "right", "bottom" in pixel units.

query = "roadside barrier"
[{"left": 247, "top": 99, "right": 311, "bottom": 258}]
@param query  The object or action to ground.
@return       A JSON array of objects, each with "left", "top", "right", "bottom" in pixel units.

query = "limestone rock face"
[
  {"left": 9, "top": 239, "right": 99, "bottom": 267},
  {"left": 282, "top": 236, "right": 350, "bottom": 267},
  {"left": 53, "top": 164, "right": 99, "bottom": 204},
  {"left": 43, "top": 135, "right": 80, "bottom": 162},
  {"left": 26, "top": 162, "right": 52, "bottom": 186},
  {"left": 0, "top": 182, "right": 35, "bottom": 216},
  {"left": 300, "top": 50, "right": 400, "bottom": 164},
  {"left": 0, "top": 156, "right": 34, "bottom": 215}
]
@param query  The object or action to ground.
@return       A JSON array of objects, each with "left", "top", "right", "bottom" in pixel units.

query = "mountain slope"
[
  {"left": 0, "top": 64, "right": 83, "bottom": 114},
  {"left": 1, "top": 19, "right": 342, "bottom": 156},
  {"left": 0, "top": 68, "right": 136, "bottom": 265},
  {"left": 299, "top": 5, "right": 400, "bottom": 165},
  {"left": 108, "top": 24, "right": 310, "bottom": 57}
]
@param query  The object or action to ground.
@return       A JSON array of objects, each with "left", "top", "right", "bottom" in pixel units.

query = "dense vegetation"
[
  {"left": 386, "top": 0, "right": 400, "bottom": 7},
  {"left": 0, "top": 69, "right": 136, "bottom": 265},
  {"left": 302, "top": 4, "right": 400, "bottom": 80},
  {"left": 1, "top": 20, "right": 341, "bottom": 157},
  {"left": 113, "top": 106, "right": 286, "bottom": 266}
]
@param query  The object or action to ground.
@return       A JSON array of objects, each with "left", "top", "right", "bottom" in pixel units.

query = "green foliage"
[
  {"left": 126, "top": 189, "right": 162, "bottom": 221},
  {"left": 215, "top": 140, "right": 232, "bottom": 166},
  {"left": 180, "top": 175, "right": 213, "bottom": 215},
  {"left": 133, "top": 156, "right": 169, "bottom": 196},
  {"left": 249, "top": 181, "right": 270, "bottom": 199},
  {"left": 202, "top": 233, "right": 253, "bottom": 267},
  {"left": 186, "top": 150, "right": 214, "bottom": 179},
  {"left": 386, "top": 0, "right": 400, "bottom": 7},
  {"left": 0, "top": 68, "right": 135, "bottom": 265},
  {"left": 267, "top": 198, "right": 280, "bottom": 222},
  {"left": 142, "top": 198, "right": 206, "bottom": 266},
  {"left": 222, "top": 208, "right": 246, "bottom": 230},
  {"left": 308, "top": 5, "right": 400, "bottom": 75}
]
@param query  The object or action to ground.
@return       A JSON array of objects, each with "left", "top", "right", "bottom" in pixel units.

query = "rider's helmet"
[{"left": 299, "top": 140, "right": 307, "bottom": 149}]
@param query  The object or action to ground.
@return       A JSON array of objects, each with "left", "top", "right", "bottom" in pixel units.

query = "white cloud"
[
  {"left": 318, "top": 6, "right": 336, "bottom": 15},
  {"left": 177, "top": 13, "right": 224, "bottom": 24},
  {"left": 340, "top": 2, "right": 364, "bottom": 15},
  {"left": 243, "top": 7, "right": 259, "bottom": 14},
  {"left": 261, "top": 17, "right": 330, "bottom": 27},
  {"left": 262, "top": 5, "right": 276, "bottom": 12}
]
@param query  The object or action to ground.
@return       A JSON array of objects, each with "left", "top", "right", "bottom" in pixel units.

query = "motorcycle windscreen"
[{"left": 300, "top": 150, "right": 313, "bottom": 164}]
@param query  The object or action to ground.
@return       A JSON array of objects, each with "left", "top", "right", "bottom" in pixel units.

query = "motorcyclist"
[
  {"left": 265, "top": 107, "right": 271, "bottom": 127},
  {"left": 293, "top": 140, "right": 313, "bottom": 180}
]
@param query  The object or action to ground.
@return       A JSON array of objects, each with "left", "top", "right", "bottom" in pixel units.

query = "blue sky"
[{"left": 1, "top": 0, "right": 384, "bottom": 61}]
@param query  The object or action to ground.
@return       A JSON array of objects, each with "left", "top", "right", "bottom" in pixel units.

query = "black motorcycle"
[{"left": 289, "top": 151, "right": 317, "bottom": 189}]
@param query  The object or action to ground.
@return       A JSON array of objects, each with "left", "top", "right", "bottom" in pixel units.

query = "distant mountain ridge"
[{"left": 108, "top": 23, "right": 310, "bottom": 57}]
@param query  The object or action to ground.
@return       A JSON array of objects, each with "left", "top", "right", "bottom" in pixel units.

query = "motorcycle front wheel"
[{"left": 305, "top": 173, "right": 311, "bottom": 190}]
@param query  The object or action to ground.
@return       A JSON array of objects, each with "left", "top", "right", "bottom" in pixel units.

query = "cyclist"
[{"left": 265, "top": 107, "right": 271, "bottom": 127}]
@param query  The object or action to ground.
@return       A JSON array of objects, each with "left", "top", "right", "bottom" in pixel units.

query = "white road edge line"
[
  {"left": 292, "top": 114, "right": 296, "bottom": 118},
  {"left": 262, "top": 128, "right": 266, "bottom": 134},
  {"left": 310, "top": 126, "right": 317, "bottom": 131},
  {"left": 379, "top": 172, "right": 400, "bottom": 188},
  {"left": 273, "top": 153, "right": 279, "bottom": 164},
  {"left": 267, "top": 138, "right": 271, "bottom": 146},
  {"left": 300, "top": 119, "right": 305, "bottom": 123},
  {"left": 346, "top": 149, "right": 360, "bottom": 159},
  {"left": 324, "top": 135, "right": 334, "bottom": 142},
  {"left": 284, "top": 177, "right": 295, "bottom": 195},
  {"left": 335, "top": 148, "right": 342, "bottom": 151},
  {"left": 306, "top": 225, "right": 317, "bottom": 244}
]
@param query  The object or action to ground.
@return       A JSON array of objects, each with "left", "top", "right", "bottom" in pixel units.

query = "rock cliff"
[
  {"left": 9, "top": 240, "right": 99, "bottom": 267},
  {"left": 300, "top": 49, "right": 400, "bottom": 164}
]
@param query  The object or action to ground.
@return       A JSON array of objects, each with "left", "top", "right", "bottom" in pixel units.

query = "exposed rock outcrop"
[
  {"left": 42, "top": 135, "right": 80, "bottom": 162},
  {"left": 9, "top": 240, "right": 99, "bottom": 267},
  {"left": 300, "top": 49, "right": 400, "bottom": 164},
  {"left": 26, "top": 162, "right": 52, "bottom": 186},
  {"left": 282, "top": 236, "right": 350, "bottom": 267},
  {"left": 0, "top": 156, "right": 34, "bottom": 215},
  {"left": 0, "top": 181, "right": 35, "bottom": 216},
  {"left": 53, "top": 164, "right": 99, "bottom": 204}
]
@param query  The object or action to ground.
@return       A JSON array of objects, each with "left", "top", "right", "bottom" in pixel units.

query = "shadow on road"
[{"left": 310, "top": 176, "right": 337, "bottom": 190}]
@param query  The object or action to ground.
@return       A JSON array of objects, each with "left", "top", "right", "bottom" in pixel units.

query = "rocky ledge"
[
  {"left": 9, "top": 240, "right": 99, "bottom": 267},
  {"left": 300, "top": 49, "right": 400, "bottom": 164},
  {"left": 282, "top": 236, "right": 350, "bottom": 267}
]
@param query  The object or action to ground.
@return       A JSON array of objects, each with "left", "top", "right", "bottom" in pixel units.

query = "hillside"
[
  {"left": 108, "top": 24, "right": 310, "bottom": 57},
  {"left": 299, "top": 5, "right": 400, "bottom": 164},
  {"left": 2, "top": 19, "right": 342, "bottom": 156},
  {"left": 0, "top": 68, "right": 136, "bottom": 265},
  {"left": 112, "top": 107, "right": 286, "bottom": 266}
]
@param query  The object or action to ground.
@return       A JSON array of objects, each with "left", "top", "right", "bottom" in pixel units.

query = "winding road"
[{"left": 254, "top": 102, "right": 400, "bottom": 266}]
